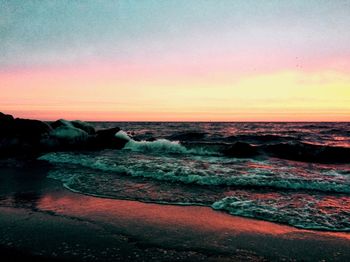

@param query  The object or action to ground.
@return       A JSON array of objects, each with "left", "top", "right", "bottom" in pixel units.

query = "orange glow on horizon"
[{"left": 1, "top": 63, "right": 350, "bottom": 122}]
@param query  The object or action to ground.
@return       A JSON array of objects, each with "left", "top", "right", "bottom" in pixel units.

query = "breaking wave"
[
  {"left": 116, "top": 130, "right": 218, "bottom": 156},
  {"left": 116, "top": 131, "right": 350, "bottom": 164},
  {"left": 212, "top": 193, "right": 350, "bottom": 231},
  {"left": 39, "top": 152, "right": 350, "bottom": 194},
  {"left": 36, "top": 122, "right": 350, "bottom": 232}
]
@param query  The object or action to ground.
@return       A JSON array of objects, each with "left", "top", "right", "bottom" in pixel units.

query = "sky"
[{"left": 1, "top": 0, "right": 350, "bottom": 121}]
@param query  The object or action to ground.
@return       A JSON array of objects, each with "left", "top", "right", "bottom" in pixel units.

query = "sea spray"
[
  {"left": 115, "top": 130, "right": 216, "bottom": 155},
  {"left": 212, "top": 193, "right": 350, "bottom": 231}
]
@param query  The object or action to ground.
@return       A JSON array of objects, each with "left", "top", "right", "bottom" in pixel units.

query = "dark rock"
[
  {"left": 0, "top": 113, "right": 130, "bottom": 157},
  {"left": 0, "top": 112, "right": 14, "bottom": 122},
  {"left": 12, "top": 118, "right": 52, "bottom": 139},
  {"left": 50, "top": 119, "right": 67, "bottom": 129},
  {"left": 0, "top": 116, "right": 51, "bottom": 141},
  {"left": 263, "top": 142, "right": 350, "bottom": 164},
  {"left": 222, "top": 142, "right": 259, "bottom": 158},
  {"left": 96, "top": 127, "right": 120, "bottom": 138},
  {"left": 93, "top": 127, "right": 128, "bottom": 149},
  {"left": 0, "top": 113, "right": 52, "bottom": 158}
]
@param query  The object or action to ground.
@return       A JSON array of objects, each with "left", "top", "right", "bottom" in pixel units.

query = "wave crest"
[
  {"left": 124, "top": 139, "right": 188, "bottom": 154},
  {"left": 39, "top": 152, "right": 350, "bottom": 194},
  {"left": 115, "top": 130, "right": 216, "bottom": 156},
  {"left": 212, "top": 194, "right": 350, "bottom": 231}
]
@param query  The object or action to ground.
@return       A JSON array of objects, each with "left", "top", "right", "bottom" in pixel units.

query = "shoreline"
[
  {"left": 1, "top": 161, "right": 350, "bottom": 261},
  {"left": 1, "top": 195, "right": 350, "bottom": 261},
  {"left": 62, "top": 181, "right": 350, "bottom": 234},
  {"left": 1, "top": 175, "right": 350, "bottom": 261}
]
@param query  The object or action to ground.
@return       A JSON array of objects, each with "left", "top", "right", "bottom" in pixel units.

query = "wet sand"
[{"left": 1, "top": 163, "right": 350, "bottom": 261}]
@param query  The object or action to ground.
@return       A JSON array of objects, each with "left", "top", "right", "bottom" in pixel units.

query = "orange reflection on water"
[{"left": 316, "top": 197, "right": 350, "bottom": 214}]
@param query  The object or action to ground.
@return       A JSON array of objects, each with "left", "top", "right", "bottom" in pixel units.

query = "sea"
[{"left": 39, "top": 122, "right": 350, "bottom": 232}]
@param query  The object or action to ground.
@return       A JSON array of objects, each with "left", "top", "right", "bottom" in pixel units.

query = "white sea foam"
[
  {"left": 49, "top": 119, "right": 93, "bottom": 142},
  {"left": 115, "top": 130, "right": 131, "bottom": 141},
  {"left": 124, "top": 139, "right": 188, "bottom": 154},
  {"left": 38, "top": 121, "right": 350, "bottom": 232},
  {"left": 50, "top": 126, "right": 88, "bottom": 142},
  {"left": 39, "top": 152, "right": 350, "bottom": 193},
  {"left": 39, "top": 150, "right": 350, "bottom": 231},
  {"left": 115, "top": 130, "right": 215, "bottom": 155},
  {"left": 212, "top": 194, "right": 350, "bottom": 231}
]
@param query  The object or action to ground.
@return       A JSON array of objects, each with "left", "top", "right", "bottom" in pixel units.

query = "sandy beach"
[{"left": 1, "top": 163, "right": 350, "bottom": 262}]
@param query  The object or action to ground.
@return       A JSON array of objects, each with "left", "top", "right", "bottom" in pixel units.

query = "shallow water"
[{"left": 39, "top": 122, "right": 350, "bottom": 231}]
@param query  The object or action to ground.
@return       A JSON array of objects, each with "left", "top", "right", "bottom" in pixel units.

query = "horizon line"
[{"left": 3, "top": 111, "right": 350, "bottom": 123}]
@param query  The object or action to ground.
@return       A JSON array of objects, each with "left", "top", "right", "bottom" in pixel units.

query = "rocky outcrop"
[
  {"left": 89, "top": 127, "right": 128, "bottom": 149},
  {"left": 263, "top": 142, "right": 350, "bottom": 164},
  {"left": 0, "top": 113, "right": 127, "bottom": 158},
  {"left": 0, "top": 112, "right": 14, "bottom": 122},
  {"left": 0, "top": 113, "right": 51, "bottom": 139},
  {"left": 0, "top": 113, "right": 52, "bottom": 157},
  {"left": 48, "top": 120, "right": 128, "bottom": 150}
]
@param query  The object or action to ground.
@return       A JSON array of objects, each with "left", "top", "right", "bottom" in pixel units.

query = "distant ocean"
[{"left": 40, "top": 122, "right": 350, "bottom": 231}]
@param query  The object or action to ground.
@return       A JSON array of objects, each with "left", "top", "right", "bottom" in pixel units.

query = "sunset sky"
[{"left": 1, "top": 0, "right": 350, "bottom": 121}]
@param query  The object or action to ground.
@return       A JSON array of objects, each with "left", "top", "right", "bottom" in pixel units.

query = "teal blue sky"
[{"left": 1, "top": 0, "right": 350, "bottom": 69}]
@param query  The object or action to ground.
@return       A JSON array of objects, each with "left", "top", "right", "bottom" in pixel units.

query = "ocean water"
[{"left": 39, "top": 122, "right": 350, "bottom": 231}]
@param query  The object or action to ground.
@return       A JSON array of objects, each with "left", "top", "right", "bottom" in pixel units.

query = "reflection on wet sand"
[
  {"left": 1, "top": 164, "right": 350, "bottom": 261},
  {"left": 35, "top": 190, "right": 350, "bottom": 261},
  {"left": 38, "top": 191, "right": 350, "bottom": 240}
]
